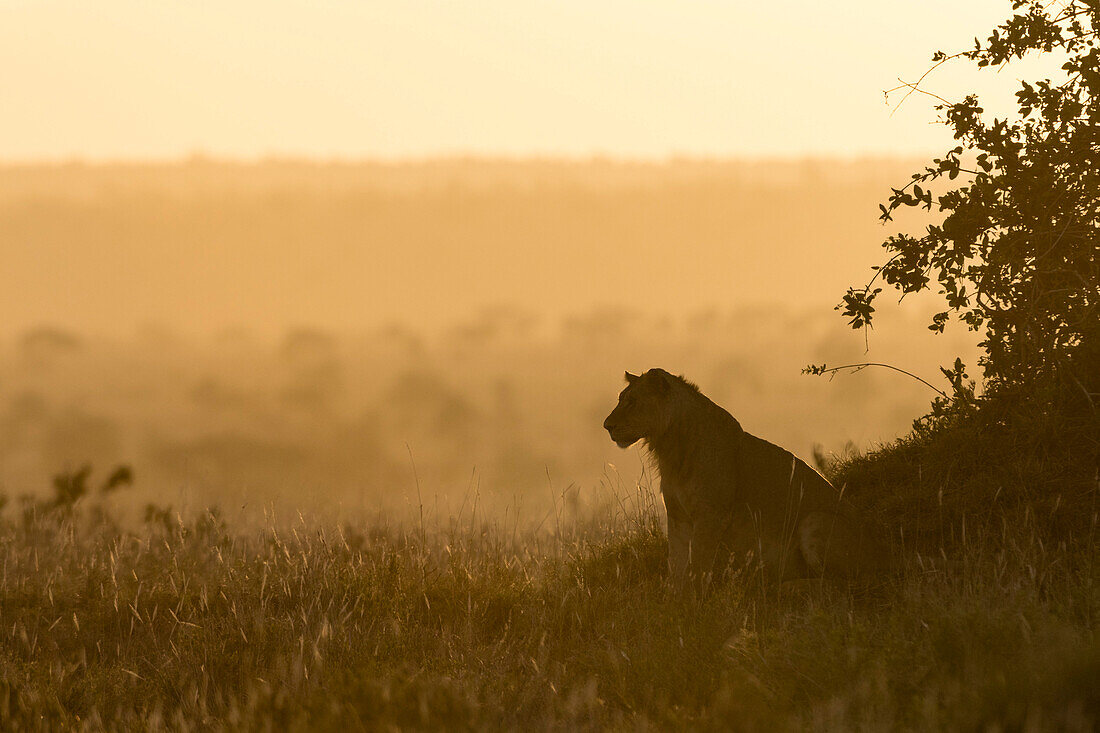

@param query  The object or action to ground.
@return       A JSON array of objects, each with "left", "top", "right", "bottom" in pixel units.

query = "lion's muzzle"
[{"left": 603, "top": 417, "right": 637, "bottom": 448}]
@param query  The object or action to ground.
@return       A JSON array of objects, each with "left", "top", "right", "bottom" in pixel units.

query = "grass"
[
  {"left": 1, "top": 385, "right": 1098, "bottom": 730},
  {"left": 0, "top": 472, "right": 1097, "bottom": 732},
  {"left": 829, "top": 383, "right": 1099, "bottom": 559}
]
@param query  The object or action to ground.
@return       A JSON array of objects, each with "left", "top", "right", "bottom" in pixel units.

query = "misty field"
[
  {"left": 0, "top": 159, "right": 977, "bottom": 528},
  {"left": 1, "top": 160, "right": 1094, "bottom": 730},
  {"left": 0, "top": 307, "right": 976, "bottom": 528},
  {"left": 1, "top": 480, "right": 1096, "bottom": 731}
]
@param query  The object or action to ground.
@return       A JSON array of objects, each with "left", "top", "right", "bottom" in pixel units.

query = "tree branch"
[{"left": 803, "top": 362, "right": 949, "bottom": 398}]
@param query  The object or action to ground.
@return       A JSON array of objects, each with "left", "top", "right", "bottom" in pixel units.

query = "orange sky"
[{"left": 2, "top": 0, "right": 1058, "bottom": 161}]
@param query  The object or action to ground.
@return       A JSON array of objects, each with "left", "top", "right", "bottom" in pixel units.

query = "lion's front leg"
[
  {"left": 689, "top": 513, "right": 734, "bottom": 589},
  {"left": 664, "top": 496, "right": 692, "bottom": 587}
]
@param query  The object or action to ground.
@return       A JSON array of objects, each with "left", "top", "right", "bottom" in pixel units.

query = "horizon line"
[{"left": 0, "top": 151, "right": 937, "bottom": 169}]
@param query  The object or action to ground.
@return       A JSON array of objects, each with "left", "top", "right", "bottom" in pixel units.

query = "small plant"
[{"left": 48, "top": 463, "right": 133, "bottom": 509}]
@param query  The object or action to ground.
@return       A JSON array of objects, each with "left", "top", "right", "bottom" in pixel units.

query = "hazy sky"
[{"left": 2, "top": 0, "right": 1053, "bottom": 160}]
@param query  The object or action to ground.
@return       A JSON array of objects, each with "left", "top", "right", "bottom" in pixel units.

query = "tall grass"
[{"left": 1, "top": 479, "right": 1096, "bottom": 731}]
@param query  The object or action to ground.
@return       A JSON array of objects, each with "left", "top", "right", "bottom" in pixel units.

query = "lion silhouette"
[{"left": 603, "top": 368, "right": 890, "bottom": 587}]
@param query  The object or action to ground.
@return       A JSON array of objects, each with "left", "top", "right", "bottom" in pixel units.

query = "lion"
[{"left": 603, "top": 368, "right": 890, "bottom": 587}]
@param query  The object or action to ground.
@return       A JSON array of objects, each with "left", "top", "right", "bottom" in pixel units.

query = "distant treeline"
[
  {"left": 1, "top": 158, "right": 934, "bottom": 335},
  {"left": 0, "top": 308, "right": 975, "bottom": 522}
]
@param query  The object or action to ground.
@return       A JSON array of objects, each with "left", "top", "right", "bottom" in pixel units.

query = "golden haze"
[{"left": 1, "top": 160, "right": 978, "bottom": 521}]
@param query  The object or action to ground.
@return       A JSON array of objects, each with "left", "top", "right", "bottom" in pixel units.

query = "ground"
[{"left": 1, "top": 474, "right": 1096, "bottom": 731}]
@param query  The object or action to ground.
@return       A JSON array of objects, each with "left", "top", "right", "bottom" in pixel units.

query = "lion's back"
[
  {"left": 736, "top": 432, "right": 842, "bottom": 514},
  {"left": 736, "top": 432, "right": 890, "bottom": 578}
]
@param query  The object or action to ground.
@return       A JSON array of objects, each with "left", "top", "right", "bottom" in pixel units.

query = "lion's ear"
[
  {"left": 624, "top": 371, "right": 640, "bottom": 384},
  {"left": 651, "top": 370, "right": 673, "bottom": 395}
]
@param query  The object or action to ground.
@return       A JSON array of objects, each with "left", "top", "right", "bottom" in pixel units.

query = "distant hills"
[{"left": 1, "top": 157, "right": 933, "bottom": 336}]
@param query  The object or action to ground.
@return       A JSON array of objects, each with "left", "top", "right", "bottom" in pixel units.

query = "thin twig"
[
  {"left": 886, "top": 51, "right": 969, "bottom": 113},
  {"left": 887, "top": 78, "right": 952, "bottom": 114},
  {"left": 808, "top": 362, "right": 949, "bottom": 398}
]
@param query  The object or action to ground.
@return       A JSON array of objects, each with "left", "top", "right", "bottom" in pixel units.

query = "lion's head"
[{"left": 602, "top": 369, "right": 675, "bottom": 448}]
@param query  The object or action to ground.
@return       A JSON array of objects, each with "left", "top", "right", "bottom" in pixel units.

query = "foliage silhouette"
[{"left": 841, "top": 0, "right": 1099, "bottom": 399}]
